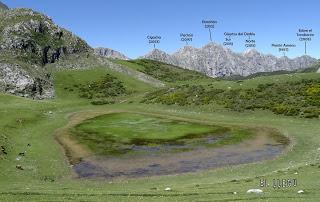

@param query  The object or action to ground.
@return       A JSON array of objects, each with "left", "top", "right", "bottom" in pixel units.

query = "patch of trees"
[
  {"left": 78, "top": 74, "right": 126, "bottom": 99},
  {"left": 143, "top": 79, "right": 320, "bottom": 118},
  {"left": 64, "top": 74, "right": 126, "bottom": 104}
]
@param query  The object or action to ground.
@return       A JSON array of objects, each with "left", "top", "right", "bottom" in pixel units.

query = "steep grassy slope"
[
  {"left": 113, "top": 59, "right": 210, "bottom": 83},
  {"left": 53, "top": 66, "right": 154, "bottom": 103}
]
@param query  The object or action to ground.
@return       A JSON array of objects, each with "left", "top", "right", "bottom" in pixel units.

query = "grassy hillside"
[
  {"left": 143, "top": 76, "right": 320, "bottom": 118},
  {"left": 0, "top": 60, "right": 320, "bottom": 201},
  {"left": 53, "top": 66, "right": 154, "bottom": 102},
  {"left": 1, "top": 93, "right": 320, "bottom": 201},
  {"left": 113, "top": 59, "right": 210, "bottom": 83},
  {"left": 2, "top": 3, "right": 320, "bottom": 201}
]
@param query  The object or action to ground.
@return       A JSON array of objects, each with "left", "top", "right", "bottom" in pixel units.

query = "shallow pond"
[
  {"left": 57, "top": 112, "right": 289, "bottom": 180},
  {"left": 73, "top": 132, "right": 287, "bottom": 179}
]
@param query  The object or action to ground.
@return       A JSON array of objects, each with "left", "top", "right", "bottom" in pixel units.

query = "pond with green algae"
[{"left": 66, "top": 112, "right": 289, "bottom": 179}]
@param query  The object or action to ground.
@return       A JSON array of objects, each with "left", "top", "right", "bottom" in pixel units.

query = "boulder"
[{"left": 247, "top": 189, "right": 263, "bottom": 194}]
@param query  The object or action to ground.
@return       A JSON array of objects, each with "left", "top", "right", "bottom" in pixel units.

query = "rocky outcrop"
[
  {"left": 0, "top": 7, "right": 92, "bottom": 98},
  {"left": 0, "top": 62, "right": 53, "bottom": 99},
  {"left": 0, "top": 8, "right": 92, "bottom": 66},
  {"left": 0, "top": 1, "right": 8, "bottom": 10},
  {"left": 141, "top": 43, "right": 317, "bottom": 77},
  {"left": 94, "top": 47, "right": 129, "bottom": 60},
  {"left": 142, "top": 49, "right": 174, "bottom": 64}
]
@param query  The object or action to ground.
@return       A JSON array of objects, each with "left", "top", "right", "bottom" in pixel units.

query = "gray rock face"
[
  {"left": 94, "top": 47, "right": 129, "bottom": 60},
  {"left": 0, "top": 1, "right": 8, "bottom": 10},
  {"left": 0, "top": 8, "right": 92, "bottom": 98},
  {"left": 0, "top": 8, "right": 92, "bottom": 66},
  {"left": 0, "top": 62, "right": 53, "bottom": 99},
  {"left": 142, "top": 49, "right": 174, "bottom": 64},
  {"left": 141, "top": 43, "right": 317, "bottom": 77}
]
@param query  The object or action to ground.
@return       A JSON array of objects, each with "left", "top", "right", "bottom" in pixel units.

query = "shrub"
[{"left": 143, "top": 79, "right": 320, "bottom": 118}]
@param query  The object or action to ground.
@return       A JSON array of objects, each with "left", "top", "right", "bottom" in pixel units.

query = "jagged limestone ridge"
[
  {"left": 141, "top": 43, "right": 317, "bottom": 77},
  {"left": 94, "top": 47, "right": 130, "bottom": 60}
]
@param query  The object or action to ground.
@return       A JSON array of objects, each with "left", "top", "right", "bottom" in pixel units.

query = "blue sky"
[{"left": 3, "top": 0, "right": 320, "bottom": 59}]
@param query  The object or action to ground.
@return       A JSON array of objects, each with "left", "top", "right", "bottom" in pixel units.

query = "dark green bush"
[
  {"left": 143, "top": 79, "right": 320, "bottom": 118},
  {"left": 91, "top": 99, "right": 116, "bottom": 105},
  {"left": 65, "top": 74, "right": 127, "bottom": 102}
]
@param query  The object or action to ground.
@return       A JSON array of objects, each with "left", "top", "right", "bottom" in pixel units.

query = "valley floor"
[
  {"left": 0, "top": 95, "right": 320, "bottom": 201},
  {"left": 0, "top": 65, "right": 320, "bottom": 201}
]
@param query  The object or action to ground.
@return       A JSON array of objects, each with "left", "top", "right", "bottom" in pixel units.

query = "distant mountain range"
[
  {"left": 0, "top": 0, "right": 319, "bottom": 100},
  {"left": 141, "top": 43, "right": 317, "bottom": 77},
  {"left": 94, "top": 47, "right": 129, "bottom": 60}
]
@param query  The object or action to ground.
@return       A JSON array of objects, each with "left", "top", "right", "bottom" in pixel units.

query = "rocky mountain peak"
[
  {"left": 0, "top": 8, "right": 92, "bottom": 66},
  {"left": 146, "top": 48, "right": 168, "bottom": 56},
  {"left": 178, "top": 45, "right": 196, "bottom": 51},
  {"left": 94, "top": 47, "right": 129, "bottom": 60},
  {"left": 141, "top": 43, "right": 317, "bottom": 77},
  {"left": 173, "top": 46, "right": 196, "bottom": 56},
  {"left": 0, "top": 1, "right": 8, "bottom": 10},
  {"left": 143, "top": 49, "right": 173, "bottom": 62},
  {"left": 243, "top": 49, "right": 260, "bottom": 57},
  {"left": 0, "top": 6, "right": 92, "bottom": 99},
  {"left": 200, "top": 43, "right": 234, "bottom": 57},
  {"left": 203, "top": 42, "right": 220, "bottom": 48}
]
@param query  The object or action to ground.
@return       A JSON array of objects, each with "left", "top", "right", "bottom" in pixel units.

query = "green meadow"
[{"left": 1, "top": 60, "right": 320, "bottom": 201}]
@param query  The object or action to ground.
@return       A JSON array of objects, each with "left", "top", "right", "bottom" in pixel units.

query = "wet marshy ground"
[
  {"left": 73, "top": 132, "right": 287, "bottom": 179},
  {"left": 60, "top": 112, "right": 289, "bottom": 180}
]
